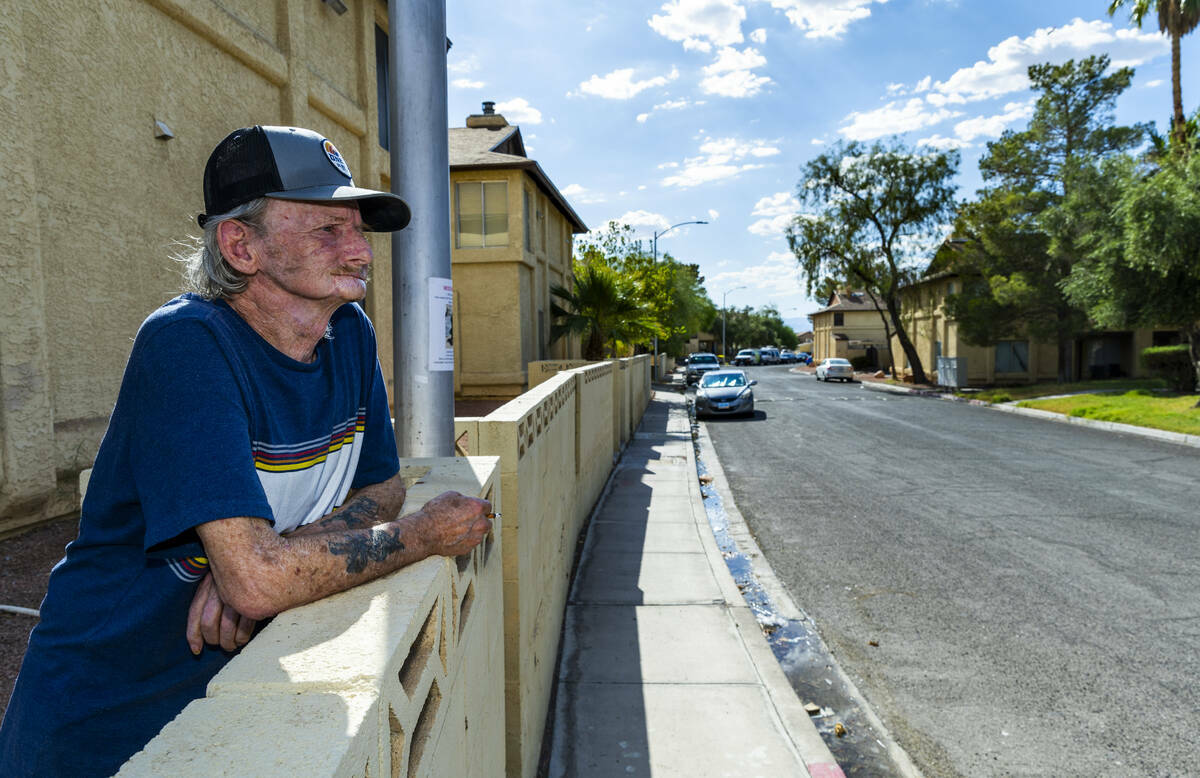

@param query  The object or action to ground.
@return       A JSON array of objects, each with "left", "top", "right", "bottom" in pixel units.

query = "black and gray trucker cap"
[{"left": 198, "top": 126, "right": 411, "bottom": 232}]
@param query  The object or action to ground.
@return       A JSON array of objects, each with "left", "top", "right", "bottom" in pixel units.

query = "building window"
[
  {"left": 994, "top": 340, "right": 1029, "bottom": 373},
  {"left": 537, "top": 201, "right": 546, "bottom": 252},
  {"left": 375, "top": 26, "right": 390, "bottom": 150},
  {"left": 455, "top": 182, "right": 508, "bottom": 248},
  {"left": 833, "top": 312, "right": 844, "bottom": 326},
  {"left": 524, "top": 189, "right": 532, "bottom": 251}
]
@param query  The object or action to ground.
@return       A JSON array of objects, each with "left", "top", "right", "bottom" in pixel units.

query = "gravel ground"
[{"left": 0, "top": 516, "right": 79, "bottom": 710}]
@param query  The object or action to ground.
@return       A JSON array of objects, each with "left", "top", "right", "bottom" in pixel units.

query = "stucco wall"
[
  {"left": 119, "top": 456, "right": 504, "bottom": 777},
  {"left": 811, "top": 308, "right": 890, "bottom": 363}
]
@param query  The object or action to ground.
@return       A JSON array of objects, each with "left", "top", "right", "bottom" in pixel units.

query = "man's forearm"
[
  {"left": 195, "top": 490, "right": 490, "bottom": 621},
  {"left": 285, "top": 475, "right": 407, "bottom": 538}
]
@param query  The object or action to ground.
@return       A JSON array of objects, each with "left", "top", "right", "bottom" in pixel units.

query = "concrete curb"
[
  {"left": 678, "top": 408, "right": 847, "bottom": 778},
  {"left": 694, "top": 422, "right": 922, "bottom": 778},
  {"left": 858, "top": 380, "right": 1200, "bottom": 449}
]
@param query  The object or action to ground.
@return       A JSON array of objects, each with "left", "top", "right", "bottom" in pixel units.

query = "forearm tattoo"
[
  {"left": 331, "top": 497, "right": 381, "bottom": 530},
  {"left": 327, "top": 526, "right": 406, "bottom": 574}
]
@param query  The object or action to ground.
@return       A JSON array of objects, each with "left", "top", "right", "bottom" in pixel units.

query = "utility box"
[{"left": 937, "top": 357, "right": 967, "bottom": 388}]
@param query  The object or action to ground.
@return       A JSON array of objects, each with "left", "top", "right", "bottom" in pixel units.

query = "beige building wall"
[
  {"left": 0, "top": 0, "right": 402, "bottom": 532},
  {"left": 450, "top": 169, "right": 578, "bottom": 400},
  {"left": 810, "top": 308, "right": 889, "bottom": 363}
]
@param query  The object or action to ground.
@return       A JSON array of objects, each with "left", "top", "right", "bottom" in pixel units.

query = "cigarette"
[{"left": 486, "top": 512, "right": 500, "bottom": 520}]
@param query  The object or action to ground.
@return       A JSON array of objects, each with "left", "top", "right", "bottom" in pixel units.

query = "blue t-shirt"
[{"left": 0, "top": 295, "right": 400, "bottom": 775}]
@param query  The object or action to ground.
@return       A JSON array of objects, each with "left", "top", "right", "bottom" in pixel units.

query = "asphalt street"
[{"left": 699, "top": 365, "right": 1200, "bottom": 778}]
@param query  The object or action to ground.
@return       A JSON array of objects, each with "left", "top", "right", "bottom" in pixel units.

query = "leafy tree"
[
  {"left": 947, "top": 56, "right": 1148, "bottom": 381},
  {"left": 573, "top": 222, "right": 716, "bottom": 357},
  {"left": 549, "top": 262, "right": 657, "bottom": 360},
  {"left": 716, "top": 306, "right": 797, "bottom": 353},
  {"left": 787, "top": 139, "right": 959, "bottom": 384},
  {"left": 1063, "top": 152, "right": 1200, "bottom": 401},
  {"left": 1109, "top": 0, "right": 1200, "bottom": 148}
]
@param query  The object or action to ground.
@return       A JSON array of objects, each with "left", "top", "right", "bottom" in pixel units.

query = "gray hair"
[{"left": 175, "top": 197, "right": 271, "bottom": 299}]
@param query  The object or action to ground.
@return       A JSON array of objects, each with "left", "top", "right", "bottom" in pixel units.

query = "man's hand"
[
  {"left": 186, "top": 572, "right": 257, "bottom": 654},
  {"left": 403, "top": 491, "right": 493, "bottom": 558}
]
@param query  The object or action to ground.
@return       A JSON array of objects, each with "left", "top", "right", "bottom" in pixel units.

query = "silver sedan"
[
  {"left": 815, "top": 357, "right": 854, "bottom": 382},
  {"left": 694, "top": 369, "right": 757, "bottom": 418}
]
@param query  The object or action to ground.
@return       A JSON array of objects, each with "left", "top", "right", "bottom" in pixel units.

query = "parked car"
[
  {"left": 796, "top": 351, "right": 813, "bottom": 365},
  {"left": 694, "top": 369, "right": 757, "bottom": 418},
  {"left": 779, "top": 349, "right": 796, "bottom": 364},
  {"left": 732, "top": 348, "right": 760, "bottom": 366},
  {"left": 685, "top": 352, "right": 721, "bottom": 385},
  {"left": 815, "top": 357, "right": 854, "bottom": 382},
  {"left": 759, "top": 347, "right": 781, "bottom": 365}
]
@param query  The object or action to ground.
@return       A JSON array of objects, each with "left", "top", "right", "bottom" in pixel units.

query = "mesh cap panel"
[{"left": 201, "top": 127, "right": 282, "bottom": 222}]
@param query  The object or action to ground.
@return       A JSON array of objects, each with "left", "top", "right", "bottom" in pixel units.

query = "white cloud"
[
  {"left": 578, "top": 67, "right": 680, "bottom": 99},
  {"left": 762, "top": 0, "right": 888, "bottom": 40},
  {"left": 708, "top": 209, "right": 721, "bottom": 219},
  {"left": 560, "top": 183, "right": 606, "bottom": 204},
  {"left": 612, "top": 210, "right": 671, "bottom": 231},
  {"left": 748, "top": 191, "right": 800, "bottom": 236},
  {"left": 916, "top": 133, "right": 971, "bottom": 150},
  {"left": 662, "top": 137, "right": 779, "bottom": 187},
  {"left": 838, "top": 98, "right": 961, "bottom": 140},
  {"left": 951, "top": 100, "right": 1033, "bottom": 142},
  {"left": 811, "top": 138, "right": 826, "bottom": 145},
  {"left": 701, "top": 69, "right": 773, "bottom": 97},
  {"left": 749, "top": 27, "right": 767, "bottom": 43},
  {"left": 709, "top": 250, "right": 804, "bottom": 295},
  {"left": 886, "top": 82, "right": 906, "bottom": 94},
  {"left": 1145, "top": 78, "right": 1164, "bottom": 88},
  {"left": 495, "top": 98, "right": 543, "bottom": 124},
  {"left": 932, "top": 18, "right": 1167, "bottom": 103},
  {"left": 452, "top": 78, "right": 485, "bottom": 89},
  {"left": 638, "top": 98, "right": 699, "bottom": 123},
  {"left": 447, "top": 55, "right": 479, "bottom": 76},
  {"left": 648, "top": 0, "right": 746, "bottom": 53}
]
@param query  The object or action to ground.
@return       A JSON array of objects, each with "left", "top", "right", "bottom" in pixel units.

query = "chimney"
[{"left": 466, "top": 100, "right": 509, "bottom": 130}]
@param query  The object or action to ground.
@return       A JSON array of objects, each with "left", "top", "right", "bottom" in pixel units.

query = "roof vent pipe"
[{"left": 482, "top": 101, "right": 495, "bottom": 115}]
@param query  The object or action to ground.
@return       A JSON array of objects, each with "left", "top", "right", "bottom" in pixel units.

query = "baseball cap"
[{"left": 198, "top": 125, "right": 411, "bottom": 232}]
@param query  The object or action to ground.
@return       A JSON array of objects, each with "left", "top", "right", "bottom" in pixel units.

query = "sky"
[{"left": 444, "top": 0, "right": 1185, "bottom": 332}]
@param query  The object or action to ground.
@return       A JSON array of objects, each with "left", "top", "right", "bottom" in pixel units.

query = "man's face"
[{"left": 247, "top": 200, "right": 373, "bottom": 308}]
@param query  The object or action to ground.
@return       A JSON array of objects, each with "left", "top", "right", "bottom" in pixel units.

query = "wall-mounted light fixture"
[
  {"left": 154, "top": 119, "right": 174, "bottom": 140},
  {"left": 322, "top": 0, "right": 348, "bottom": 14}
]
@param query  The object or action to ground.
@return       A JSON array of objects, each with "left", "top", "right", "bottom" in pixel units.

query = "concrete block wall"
[
  {"left": 454, "top": 355, "right": 650, "bottom": 777},
  {"left": 119, "top": 457, "right": 504, "bottom": 778},
  {"left": 527, "top": 359, "right": 592, "bottom": 390}
]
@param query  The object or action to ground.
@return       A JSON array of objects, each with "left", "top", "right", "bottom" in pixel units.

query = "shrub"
[
  {"left": 1140, "top": 345, "right": 1196, "bottom": 394},
  {"left": 988, "top": 392, "right": 1012, "bottom": 404},
  {"left": 849, "top": 355, "right": 872, "bottom": 371}
]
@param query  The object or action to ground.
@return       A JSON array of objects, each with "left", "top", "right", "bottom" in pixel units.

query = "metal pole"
[
  {"left": 388, "top": 0, "right": 454, "bottom": 457},
  {"left": 651, "top": 231, "right": 658, "bottom": 379}
]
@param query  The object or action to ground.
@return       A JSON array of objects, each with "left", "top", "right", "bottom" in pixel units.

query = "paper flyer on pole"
[{"left": 429, "top": 277, "right": 454, "bottom": 371}]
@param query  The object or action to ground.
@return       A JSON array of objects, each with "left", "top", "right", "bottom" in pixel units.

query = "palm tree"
[
  {"left": 1109, "top": 0, "right": 1200, "bottom": 148},
  {"left": 550, "top": 263, "right": 658, "bottom": 360}
]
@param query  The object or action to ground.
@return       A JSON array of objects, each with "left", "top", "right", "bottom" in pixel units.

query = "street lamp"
[
  {"left": 721, "top": 285, "right": 746, "bottom": 362},
  {"left": 651, "top": 220, "right": 708, "bottom": 378}
]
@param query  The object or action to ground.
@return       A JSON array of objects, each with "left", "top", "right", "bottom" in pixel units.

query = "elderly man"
[{"left": 0, "top": 126, "right": 492, "bottom": 775}]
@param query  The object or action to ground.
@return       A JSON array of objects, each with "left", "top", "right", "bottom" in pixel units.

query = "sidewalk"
[{"left": 545, "top": 388, "right": 843, "bottom": 777}]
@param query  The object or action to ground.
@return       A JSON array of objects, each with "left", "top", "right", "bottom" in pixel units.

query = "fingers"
[
  {"left": 186, "top": 571, "right": 257, "bottom": 654},
  {"left": 186, "top": 573, "right": 215, "bottom": 655}
]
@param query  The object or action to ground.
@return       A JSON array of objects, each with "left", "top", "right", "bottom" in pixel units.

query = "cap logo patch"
[{"left": 323, "top": 139, "right": 352, "bottom": 179}]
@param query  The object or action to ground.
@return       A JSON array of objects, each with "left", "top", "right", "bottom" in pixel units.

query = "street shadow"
[{"left": 700, "top": 410, "right": 766, "bottom": 423}]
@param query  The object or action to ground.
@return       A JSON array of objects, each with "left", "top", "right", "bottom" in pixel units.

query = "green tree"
[
  {"left": 574, "top": 222, "right": 716, "bottom": 357},
  {"left": 947, "top": 56, "right": 1148, "bottom": 381},
  {"left": 787, "top": 139, "right": 959, "bottom": 384},
  {"left": 1063, "top": 152, "right": 1200, "bottom": 400},
  {"left": 549, "top": 262, "right": 657, "bottom": 360},
  {"left": 1109, "top": 0, "right": 1200, "bottom": 148}
]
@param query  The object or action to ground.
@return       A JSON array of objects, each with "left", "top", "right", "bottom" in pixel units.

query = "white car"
[{"left": 815, "top": 357, "right": 854, "bottom": 382}]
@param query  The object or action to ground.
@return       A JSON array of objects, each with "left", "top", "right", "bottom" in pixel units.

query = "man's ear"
[{"left": 216, "top": 219, "right": 259, "bottom": 275}]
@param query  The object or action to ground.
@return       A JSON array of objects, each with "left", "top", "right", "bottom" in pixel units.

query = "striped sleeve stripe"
[{"left": 251, "top": 411, "right": 366, "bottom": 473}]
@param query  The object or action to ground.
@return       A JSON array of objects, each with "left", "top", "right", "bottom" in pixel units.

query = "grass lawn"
[
  {"left": 1017, "top": 390, "right": 1200, "bottom": 436},
  {"left": 964, "top": 377, "right": 1166, "bottom": 404}
]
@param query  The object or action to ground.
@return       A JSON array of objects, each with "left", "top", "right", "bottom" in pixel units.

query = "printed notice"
[{"left": 429, "top": 277, "right": 454, "bottom": 371}]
